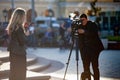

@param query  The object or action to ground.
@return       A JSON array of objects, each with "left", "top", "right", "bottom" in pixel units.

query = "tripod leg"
[
  {"left": 76, "top": 60, "right": 79, "bottom": 80},
  {"left": 63, "top": 41, "right": 74, "bottom": 80},
  {"left": 75, "top": 37, "right": 79, "bottom": 80}
]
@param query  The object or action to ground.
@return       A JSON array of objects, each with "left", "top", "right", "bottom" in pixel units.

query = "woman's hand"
[{"left": 24, "top": 30, "right": 30, "bottom": 36}]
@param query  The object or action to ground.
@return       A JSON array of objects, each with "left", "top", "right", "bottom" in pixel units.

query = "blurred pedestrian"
[
  {"left": 64, "top": 27, "right": 72, "bottom": 49},
  {"left": 59, "top": 22, "right": 67, "bottom": 50},
  {"left": 78, "top": 14, "right": 104, "bottom": 80},
  {"left": 113, "top": 23, "right": 120, "bottom": 36},
  {"left": 28, "top": 22, "right": 37, "bottom": 48},
  {"left": 41, "top": 27, "right": 54, "bottom": 47},
  {"left": 6, "top": 8, "right": 27, "bottom": 80}
]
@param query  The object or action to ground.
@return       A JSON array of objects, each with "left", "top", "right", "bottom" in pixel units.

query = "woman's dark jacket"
[
  {"left": 78, "top": 21, "right": 104, "bottom": 55},
  {"left": 7, "top": 26, "right": 26, "bottom": 55}
]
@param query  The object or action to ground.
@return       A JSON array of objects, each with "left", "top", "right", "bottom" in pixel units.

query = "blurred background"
[
  {"left": 0, "top": 1, "right": 120, "bottom": 80},
  {"left": 0, "top": 0, "right": 120, "bottom": 49}
]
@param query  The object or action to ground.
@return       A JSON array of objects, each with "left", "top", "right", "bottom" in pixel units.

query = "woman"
[{"left": 6, "top": 8, "right": 27, "bottom": 80}]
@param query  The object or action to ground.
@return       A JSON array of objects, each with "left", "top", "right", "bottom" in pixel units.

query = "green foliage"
[{"left": 107, "top": 36, "right": 120, "bottom": 41}]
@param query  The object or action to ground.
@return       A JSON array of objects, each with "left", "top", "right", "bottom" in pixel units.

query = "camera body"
[{"left": 69, "top": 12, "right": 82, "bottom": 36}]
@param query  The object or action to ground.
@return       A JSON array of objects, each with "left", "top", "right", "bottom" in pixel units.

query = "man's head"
[
  {"left": 80, "top": 13, "right": 88, "bottom": 25},
  {"left": 80, "top": 14, "right": 87, "bottom": 19}
]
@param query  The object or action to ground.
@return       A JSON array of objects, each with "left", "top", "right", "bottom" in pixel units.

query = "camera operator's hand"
[{"left": 78, "top": 29, "right": 85, "bottom": 34}]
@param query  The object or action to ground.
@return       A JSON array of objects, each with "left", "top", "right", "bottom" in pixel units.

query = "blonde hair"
[{"left": 6, "top": 8, "right": 26, "bottom": 35}]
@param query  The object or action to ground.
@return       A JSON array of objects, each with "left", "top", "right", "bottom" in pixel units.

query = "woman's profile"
[{"left": 6, "top": 7, "right": 27, "bottom": 80}]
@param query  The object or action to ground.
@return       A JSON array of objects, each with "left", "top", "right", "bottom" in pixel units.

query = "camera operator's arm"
[
  {"left": 78, "top": 22, "right": 98, "bottom": 35},
  {"left": 78, "top": 29, "right": 85, "bottom": 34}
]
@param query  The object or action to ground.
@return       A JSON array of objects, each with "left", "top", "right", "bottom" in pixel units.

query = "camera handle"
[{"left": 63, "top": 35, "right": 80, "bottom": 80}]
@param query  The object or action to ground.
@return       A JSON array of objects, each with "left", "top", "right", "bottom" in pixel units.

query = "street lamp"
[
  {"left": 3, "top": 9, "right": 8, "bottom": 22},
  {"left": 48, "top": 9, "right": 54, "bottom": 28},
  {"left": 49, "top": 11, "right": 52, "bottom": 28}
]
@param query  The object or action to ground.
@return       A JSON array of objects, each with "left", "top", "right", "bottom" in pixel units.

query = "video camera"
[{"left": 69, "top": 11, "right": 82, "bottom": 36}]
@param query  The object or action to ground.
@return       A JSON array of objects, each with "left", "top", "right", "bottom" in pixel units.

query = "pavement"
[{"left": 0, "top": 47, "right": 120, "bottom": 80}]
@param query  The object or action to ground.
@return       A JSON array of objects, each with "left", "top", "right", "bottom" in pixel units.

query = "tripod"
[
  {"left": 63, "top": 33, "right": 93, "bottom": 80},
  {"left": 63, "top": 34, "right": 80, "bottom": 80}
]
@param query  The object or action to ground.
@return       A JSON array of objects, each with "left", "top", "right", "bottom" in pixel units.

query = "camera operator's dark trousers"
[{"left": 80, "top": 48, "right": 100, "bottom": 80}]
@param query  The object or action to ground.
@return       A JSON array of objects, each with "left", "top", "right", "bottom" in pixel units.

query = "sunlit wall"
[{"left": 0, "top": 0, "right": 120, "bottom": 22}]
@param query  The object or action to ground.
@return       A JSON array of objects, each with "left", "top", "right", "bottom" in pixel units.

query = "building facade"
[{"left": 0, "top": 0, "right": 120, "bottom": 22}]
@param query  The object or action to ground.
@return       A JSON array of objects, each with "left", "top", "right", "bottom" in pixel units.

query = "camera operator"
[{"left": 78, "top": 14, "right": 104, "bottom": 80}]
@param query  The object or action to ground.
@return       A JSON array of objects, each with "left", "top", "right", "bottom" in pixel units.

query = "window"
[{"left": 103, "top": 17, "right": 108, "bottom": 30}]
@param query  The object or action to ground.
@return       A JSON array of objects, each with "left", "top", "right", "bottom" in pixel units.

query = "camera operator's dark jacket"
[
  {"left": 7, "top": 26, "right": 26, "bottom": 55},
  {"left": 78, "top": 21, "right": 104, "bottom": 56}
]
